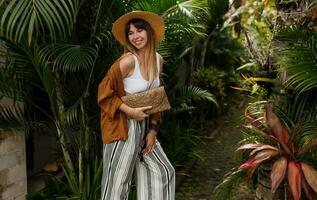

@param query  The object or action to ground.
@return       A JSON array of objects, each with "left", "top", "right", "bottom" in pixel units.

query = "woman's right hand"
[
  {"left": 119, "top": 102, "right": 152, "bottom": 120},
  {"left": 121, "top": 104, "right": 152, "bottom": 121},
  {"left": 126, "top": 106, "right": 152, "bottom": 121}
]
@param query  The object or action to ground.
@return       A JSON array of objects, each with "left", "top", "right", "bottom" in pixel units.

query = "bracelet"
[{"left": 149, "top": 123, "right": 160, "bottom": 132}]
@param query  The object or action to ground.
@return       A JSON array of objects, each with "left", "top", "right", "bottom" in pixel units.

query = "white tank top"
[{"left": 123, "top": 53, "right": 160, "bottom": 94}]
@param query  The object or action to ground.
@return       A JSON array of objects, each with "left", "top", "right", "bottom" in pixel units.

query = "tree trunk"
[{"left": 53, "top": 73, "right": 75, "bottom": 174}]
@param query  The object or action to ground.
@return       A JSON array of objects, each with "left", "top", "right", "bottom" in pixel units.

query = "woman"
[{"left": 97, "top": 11, "right": 175, "bottom": 200}]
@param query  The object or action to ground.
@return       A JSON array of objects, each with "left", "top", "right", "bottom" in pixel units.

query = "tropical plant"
[
  {"left": 215, "top": 1, "right": 317, "bottom": 200},
  {"left": 236, "top": 95, "right": 317, "bottom": 200},
  {"left": 0, "top": 0, "right": 123, "bottom": 198}
]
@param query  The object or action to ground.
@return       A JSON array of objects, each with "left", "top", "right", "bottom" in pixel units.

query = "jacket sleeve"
[{"left": 97, "top": 70, "right": 123, "bottom": 120}]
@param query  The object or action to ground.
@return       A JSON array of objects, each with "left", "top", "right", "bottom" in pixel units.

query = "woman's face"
[{"left": 127, "top": 23, "right": 148, "bottom": 51}]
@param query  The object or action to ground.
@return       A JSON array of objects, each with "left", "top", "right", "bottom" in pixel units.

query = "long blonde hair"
[{"left": 124, "top": 18, "right": 157, "bottom": 84}]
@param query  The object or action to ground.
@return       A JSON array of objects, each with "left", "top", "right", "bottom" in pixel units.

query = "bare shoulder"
[{"left": 119, "top": 53, "right": 135, "bottom": 78}]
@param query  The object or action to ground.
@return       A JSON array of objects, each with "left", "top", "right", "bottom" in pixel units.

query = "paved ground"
[{"left": 175, "top": 97, "right": 255, "bottom": 200}]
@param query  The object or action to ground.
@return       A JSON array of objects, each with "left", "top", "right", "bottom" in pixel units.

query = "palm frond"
[
  {"left": 169, "top": 104, "right": 196, "bottom": 114},
  {"left": 273, "top": 92, "right": 316, "bottom": 127},
  {"left": 0, "top": 0, "right": 81, "bottom": 44},
  {"left": 40, "top": 43, "right": 97, "bottom": 73},
  {"left": 59, "top": 72, "right": 88, "bottom": 127},
  {"left": 157, "top": 40, "right": 173, "bottom": 59},
  {"left": 0, "top": 102, "right": 50, "bottom": 134},
  {"left": 214, "top": 170, "right": 247, "bottom": 200},
  {"left": 0, "top": 66, "right": 25, "bottom": 101},
  {"left": 0, "top": 102, "right": 25, "bottom": 130},
  {"left": 0, "top": 39, "right": 38, "bottom": 100},
  {"left": 32, "top": 46, "right": 56, "bottom": 102},
  {"left": 163, "top": 1, "right": 209, "bottom": 41},
  {"left": 133, "top": 0, "right": 209, "bottom": 42},
  {"left": 299, "top": 124, "right": 317, "bottom": 145},
  {"left": 178, "top": 85, "right": 219, "bottom": 109},
  {"left": 91, "top": 31, "right": 114, "bottom": 48},
  {"left": 62, "top": 97, "right": 82, "bottom": 127},
  {"left": 276, "top": 27, "right": 317, "bottom": 93},
  {"left": 132, "top": 0, "right": 177, "bottom": 14}
]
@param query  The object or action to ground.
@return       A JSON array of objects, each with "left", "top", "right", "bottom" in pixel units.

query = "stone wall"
[{"left": 0, "top": 131, "right": 27, "bottom": 200}]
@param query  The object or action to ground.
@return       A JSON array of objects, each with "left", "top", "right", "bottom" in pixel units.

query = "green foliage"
[
  {"left": 193, "top": 67, "right": 227, "bottom": 101},
  {"left": 0, "top": 103, "right": 25, "bottom": 130},
  {"left": 272, "top": 92, "right": 317, "bottom": 153},
  {"left": 217, "top": 0, "right": 317, "bottom": 199},
  {"left": 133, "top": 0, "right": 209, "bottom": 41},
  {"left": 27, "top": 159, "right": 102, "bottom": 200},
  {"left": 160, "top": 116, "right": 201, "bottom": 167},
  {"left": 161, "top": 84, "right": 218, "bottom": 167},
  {"left": 275, "top": 26, "right": 317, "bottom": 93},
  {"left": 27, "top": 174, "right": 71, "bottom": 199},
  {"left": 40, "top": 43, "right": 97, "bottom": 73},
  {"left": 0, "top": 0, "right": 81, "bottom": 44},
  {"left": 207, "top": 0, "right": 229, "bottom": 29},
  {"left": 213, "top": 170, "right": 247, "bottom": 200}
]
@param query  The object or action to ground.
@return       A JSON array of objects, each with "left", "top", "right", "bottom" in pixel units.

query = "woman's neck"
[
  {"left": 136, "top": 49, "right": 146, "bottom": 64},
  {"left": 137, "top": 48, "right": 145, "bottom": 56}
]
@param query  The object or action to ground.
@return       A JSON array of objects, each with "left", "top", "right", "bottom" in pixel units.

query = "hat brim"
[{"left": 112, "top": 11, "right": 165, "bottom": 46}]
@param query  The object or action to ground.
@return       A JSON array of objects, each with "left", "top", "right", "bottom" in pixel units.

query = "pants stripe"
[
  {"left": 102, "top": 141, "right": 119, "bottom": 200},
  {"left": 153, "top": 150, "right": 172, "bottom": 200}
]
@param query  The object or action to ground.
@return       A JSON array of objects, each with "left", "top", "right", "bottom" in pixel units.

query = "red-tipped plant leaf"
[
  {"left": 239, "top": 159, "right": 259, "bottom": 170},
  {"left": 250, "top": 145, "right": 279, "bottom": 156},
  {"left": 254, "top": 149, "right": 279, "bottom": 160},
  {"left": 239, "top": 150, "right": 279, "bottom": 170},
  {"left": 271, "top": 157, "right": 287, "bottom": 193},
  {"left": 288, "top": 161, "right": 302, "bottom": 200},
  {"left": 236, "top": 143, "right": 263, "bottom": 151},
  {"left": 245, "top": 107, "right": 272, "bottom": 140},
  {"left": 301, "top": 170, "right": 315, "bottom": 200},
  {"left": 301, "top": 163, "right": 317, "bottom": 193},
  {"left": 245, "top": 107, "right": 264, "bottom": 129},
  {"left": 245, "top": 109, "right": 263, "bottom": 129},
  {"left": 266, "top": 106, "right": 290, "bottom": 144}
]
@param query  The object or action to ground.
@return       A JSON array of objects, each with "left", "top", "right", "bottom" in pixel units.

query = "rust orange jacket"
[{"left": 97, "top": 60, "right": 162, "bottom": 144}]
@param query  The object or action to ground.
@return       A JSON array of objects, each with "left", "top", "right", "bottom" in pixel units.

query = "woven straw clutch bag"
[{"left": 121, "top": 86, "right": 171, "bottom": 114}]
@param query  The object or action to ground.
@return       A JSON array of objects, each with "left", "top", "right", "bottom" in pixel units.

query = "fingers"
[
  {"left": 137, "top": 106, "right": 152, "bottom": 120},
  {"left": 137, "top": 113, "right": 148, "bottom": 121},
  {"left": 141, "top": 142, "right": 155, "bottom": 155},
  {"left": 141, "top": 146, "right": 153, "bottom": 154},
  {"left": 129, "top": 107, "right": 151, "bottom": 120},
  {"left": 141, "top": 133, "right": 156, "bottom": 155},
  {"left": 140, "top": 106, "right": 152, "bottom": 111}
]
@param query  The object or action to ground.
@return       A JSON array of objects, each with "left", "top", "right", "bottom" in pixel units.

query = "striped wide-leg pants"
[{"left": 101, "top": 119, "right": 175, "bottom": 200}]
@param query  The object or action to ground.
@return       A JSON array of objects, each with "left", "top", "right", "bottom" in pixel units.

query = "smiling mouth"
[{"left": 134, "top": 41, "right": 142, "bottom": 45}]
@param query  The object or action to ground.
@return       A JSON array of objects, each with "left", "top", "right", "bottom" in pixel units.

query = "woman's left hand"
[{"left": 141, "top": 130, "right": 157, "bottom": 155}]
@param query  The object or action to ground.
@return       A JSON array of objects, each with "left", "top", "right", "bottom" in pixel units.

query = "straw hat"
[{"left": 112, "top": 11, "right": 165, "bottom": 46}]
